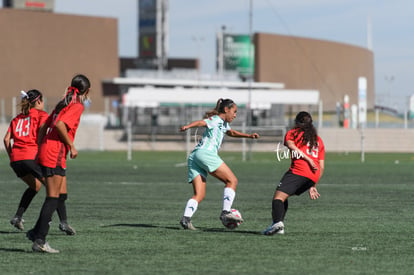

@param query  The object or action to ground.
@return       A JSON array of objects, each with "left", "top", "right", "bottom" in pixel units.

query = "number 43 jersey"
[{"left": 7, "top": 108, "right": 48, "bottom": 162}]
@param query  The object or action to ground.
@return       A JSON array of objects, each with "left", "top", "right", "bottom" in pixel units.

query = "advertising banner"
[
  {"left": 358, "top": 77, "right": 367, "bottom": 126},
  {"left": 222, "top": 34, "right": 254, "bottom": 76},
  {"left": 139, "top": 0, "right": 157, "bottom": 58},
  {"left": 3, "top": 0, "right": 54, "bottom": 11}
]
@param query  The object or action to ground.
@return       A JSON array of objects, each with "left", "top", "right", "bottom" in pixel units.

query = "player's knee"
[
  {"left": 273, "top": 191, "right": 289, "bottom": 201},
  {"left": 232, "top": 178, "right": 238, "bottom": 188},
  {"left": 193, "top": 189, "right": 206, "bottom": 202},
  {"left": 193, "top": 193, "right": 205, "bottom": 202},
  {"left": 225, "top": 177, "right": 238, "bottom": 189}
]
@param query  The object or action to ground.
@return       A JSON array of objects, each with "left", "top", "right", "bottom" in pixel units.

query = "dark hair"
[
  {"left": 204, "top": 98, "right": 235, "bottom": 118},
  {"left": 20, "top": 89, "right": 43, "bottom": 115},
  {"left": 293, "top": 111, "right": 318, "bottom": 149},
  {"left": 55, "top": 74, "right": 90, "bottom": 114}
]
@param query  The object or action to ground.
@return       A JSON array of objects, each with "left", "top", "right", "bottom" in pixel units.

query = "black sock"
[
  {"left": 16, "top": 188, "right": 38, "bottom": 217},
  {"left": 272, "top": 199, "right": 285, "bottom": 223},
  {"left": 281, "top": 199, "right": 289, "bottom": 221},
  {"left": 56, "top": 194, "right": 68, "bottom": 223},
  {"left": 34, "top": 197, "right": 59, "bottom": 242}
]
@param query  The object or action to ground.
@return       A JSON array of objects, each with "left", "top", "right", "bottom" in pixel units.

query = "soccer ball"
[{"left": 222, "top": 209, "right": 243, "bottom": 230}]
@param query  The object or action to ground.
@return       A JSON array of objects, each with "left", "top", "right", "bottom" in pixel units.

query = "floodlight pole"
[
  {"left": 245, "top": 0, "right": 253, "bottom": 161},
  {"left": 360, "top": 126, "right": 365, "bottom": 163}
]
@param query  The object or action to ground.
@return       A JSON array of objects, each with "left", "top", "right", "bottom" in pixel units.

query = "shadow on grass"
[
  {"left": 0, "top": 247, "right": 28, "bottom": 253},
  {"left": 0, "top": 230, "right": 22, "bottom": 234},
  {"left": 202, "top": 227, "right": 261, "bottom": 235},
  {"left": 103, "top": 223, "right": 180, "bottom": 231},
  {"left": 103, "top": 223, "right": 261, "bottom": 235}
]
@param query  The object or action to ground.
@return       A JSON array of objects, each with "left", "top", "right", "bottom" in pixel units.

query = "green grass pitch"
[{"left": 0, "top": 151, "right": 413, "bottom": 274}]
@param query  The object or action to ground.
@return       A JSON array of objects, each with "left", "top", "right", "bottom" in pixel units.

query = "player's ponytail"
[
  {"left": 293, "top": 111, "right": 318, "bottom": 149},
  {"left": 204, "top": 98, "right": 235, "bottom": 118}
]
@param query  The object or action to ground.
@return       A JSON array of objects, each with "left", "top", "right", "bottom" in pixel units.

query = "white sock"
[
  {"left": 222, "top": 187, "right": 235, "bottom": 212},
  {"left": 183, "top": 198, "right": 198, "bottom": 218}
]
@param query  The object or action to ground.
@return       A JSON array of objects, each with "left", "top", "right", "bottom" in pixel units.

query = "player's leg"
[
  {"left": 56, "top": 176, "right": 76, "bottom": 235},
  {"left": 30, "top": 175, "right": 63, "bottom": 252},
  {"left": 272, "top": 190, "right": 289, "bottom": 223},
  {"left": 264, "top": 172, "right": 311, "bottom": 235},
  {"left": 10, "top": 175, "right": 41, "bottom": 230},
  {"left": 180, "top": 175, "right": 206, "bottom": 230},
  {"left": 262, "top": 190, "right": 288, "bottom": 235},
  {"left": 22, "top": 174, "right": 42, "bottom": 191},
  {"left": 210, "top": 161, "right": 237, "bottom": 190},
  {"left": 210, "top": 163, "right": 243, "bottom": 223}
]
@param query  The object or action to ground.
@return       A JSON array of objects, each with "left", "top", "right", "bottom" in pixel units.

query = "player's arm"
[
  {"left": 37, "top": 123, "right": 47, "bottom": 147},
  {"left": 3, "top": 131, "right": 12, "bottom": 158},
  {"left": 318, "top": 159, "right": 325, "bottom": 180},
  {"left": 285, "top": 139, "right": 317, "bottom": 171},
  {"left": 55, "top": 120, "right": 78, "bottom": 159},
  {"left": 180, "top": 120, "right": 207, "bottom": 131},
  {"left": 309, "top": 159, "right": 324, "bottom": 200},
  {"left": 226, "top": 129, "right": 259, "bottom": 139}
]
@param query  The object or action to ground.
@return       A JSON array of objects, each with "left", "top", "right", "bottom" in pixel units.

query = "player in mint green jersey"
[{"left": 179, "top": 98, "right": 259, "bottom": 230}]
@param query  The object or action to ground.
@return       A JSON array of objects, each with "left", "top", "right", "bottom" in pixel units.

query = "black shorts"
[
  {"left": 10, "top": 160, "right": 43, "bottom": 179},
  {"left": 277, "top": 170, "right": 315, "bottom": 196},
  {"left": 40, "top": 165, "right": 66, "bottom": 177}
]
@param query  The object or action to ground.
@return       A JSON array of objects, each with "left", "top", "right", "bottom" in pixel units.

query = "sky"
[{"left": 3, "top": 0, "right": 413, "bottom": 111}]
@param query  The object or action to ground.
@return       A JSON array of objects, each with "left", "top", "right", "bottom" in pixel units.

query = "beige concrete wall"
[
  {"left": 0, "top": 9, "right": 119, "bottom": 116},
  {"left": 254, "top": 33, "right": 375, "bottom": 111},
  {"left": 318, "top": 128, "right": 414, "bottom": 153},
  {"left": 98, "top": 128, "right": 413, "bottom": 153}
]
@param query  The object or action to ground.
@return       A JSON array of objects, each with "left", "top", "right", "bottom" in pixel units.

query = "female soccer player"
[
  {"left": 4, "top": 90, "right": 48, "bottom": 230},
  {"left": 179, "top": 98, "right": 259, "bottom": 230},
  {"left": 263, "top": 111, "right": 325, "bottom": 235},
  {"left": 27, "top": 74, "right": 90, "bottom": 253}
]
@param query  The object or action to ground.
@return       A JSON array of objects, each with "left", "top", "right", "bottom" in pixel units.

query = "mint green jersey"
[{"left": 194, "top": 115, "right": 231, "bottom": 153}]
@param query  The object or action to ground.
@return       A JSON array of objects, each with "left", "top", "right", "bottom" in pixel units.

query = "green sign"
[{"left": 223, "top": 34, "right": 254, "bottom": 76}]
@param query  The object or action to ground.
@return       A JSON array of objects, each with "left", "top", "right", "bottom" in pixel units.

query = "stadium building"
[{"left": 1, "top": 2, "right": 413, "bottom": 154}]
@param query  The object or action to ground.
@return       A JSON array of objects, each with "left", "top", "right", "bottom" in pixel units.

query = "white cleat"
[
  {"left": 32, "top": 241, "right": 60, "bottom": 253},
  {"left": 262, "top": 221, "right": 285, "bottom": 235},
  {"left": 220, "top": 211, "right": 244, "bottom": 223}
]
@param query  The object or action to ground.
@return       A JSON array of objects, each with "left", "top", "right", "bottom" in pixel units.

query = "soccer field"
[{"left": 0, "top": 151, "right": 413, "bottom": 274}]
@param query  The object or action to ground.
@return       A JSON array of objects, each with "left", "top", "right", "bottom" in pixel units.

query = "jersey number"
[
  {"left": 15, "top": 117, "right": 31, "bottom": 137},
  {"left": 306, "top": 142, "right": 319, "bottom": 158}
]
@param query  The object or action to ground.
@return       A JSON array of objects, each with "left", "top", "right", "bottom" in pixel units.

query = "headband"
[{"left": 30, "top": 95, "right": 41, "bottom": 103}]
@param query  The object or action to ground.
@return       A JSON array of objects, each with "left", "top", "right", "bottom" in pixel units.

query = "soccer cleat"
[
  {"left": 10, "top": 216, "right": 24, "bottom": 231},
  {"left": 59, "top": 222, "right": 76, "bottom": 235},
  {"left": 262, "top": 221, "right": 285, "bottom": 236},
  {"left": 26, "top": 229, "right": 36, "bottom": 241},
  {"left": 32, "top": 240, "right": 59, "bottom": 253},
  {"left": 220, "top": 210, "right": 244, "bottom": 223},
  {"left": 180, "top": 216, "right": 197, "bottom": 230}
]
